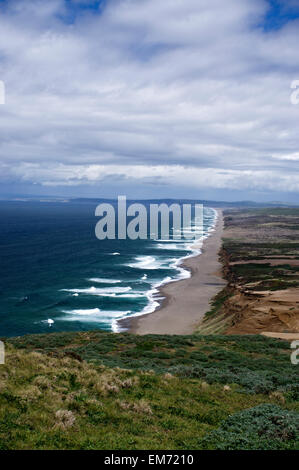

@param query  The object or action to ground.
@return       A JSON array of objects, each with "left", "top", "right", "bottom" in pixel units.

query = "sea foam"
[
  {"left": 113, "top": 208, "right": 217, "bottom": 332},
  {"left": 60, "top": 308, "right": 132, "bottom": 322},
  {"left": 127, "top": 255, "right": 171, "bottom": 270},
  {"left": 62, "top": 286, "right": 131, "bottom": 295}
]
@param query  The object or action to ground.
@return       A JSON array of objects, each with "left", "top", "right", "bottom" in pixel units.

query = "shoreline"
[{"left": 118, "top": 209, "right": 226, "bottom": 335}]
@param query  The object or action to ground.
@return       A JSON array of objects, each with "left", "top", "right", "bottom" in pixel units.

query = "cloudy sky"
[{"left": 0, "top": 0, "right": 299, "bottom": 201}]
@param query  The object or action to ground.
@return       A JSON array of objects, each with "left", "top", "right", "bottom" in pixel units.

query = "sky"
[{"left": 0, "top": 0, "right": 299, "bottom": 202}]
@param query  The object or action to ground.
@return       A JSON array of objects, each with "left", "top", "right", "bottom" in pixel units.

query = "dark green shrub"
[{"left": 201, "top": 404, "right": 299, "bottom": 450}]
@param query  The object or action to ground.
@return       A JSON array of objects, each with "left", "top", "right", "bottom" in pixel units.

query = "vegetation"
[
  {"left": 1, "top": 208, "right": 298, "bottom": 450},
  {"left": 230, "top": 262, "right": 299, "bottom": 291},
  {"left": 198, "top": 207, "right": 299, "bottom": 334},
  {"left": 204, "top": 290, "right": 233, "bottom": 319},
  {"left": 0, "top": 331, "right": 298, "bottom": 449},
  {"left": 223, "top": 207, "right": 299, "bottom": 266},
  {"left": 201, "top": 404, "right": 299, "bottom": 450}
]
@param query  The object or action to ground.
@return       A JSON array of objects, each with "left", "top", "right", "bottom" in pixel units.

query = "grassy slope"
[{"left": 0, "top": 332, "right": 298, "bottom": 450}]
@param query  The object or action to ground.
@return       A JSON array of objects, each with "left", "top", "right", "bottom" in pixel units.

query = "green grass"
[
  {"left": 5, "top": 331, "right": 297, "bottom": 394},
  {"left": 203, "top": 290, "right": 232, "bottom": 319},
  {"left": 229, "top": 263, "right": 299, "bottom": 290},
  {"left": 0, "top": 331, "right": 298, "bottom": 450},
  {"left": 223, "top": 241, "right": 299, "bottom": 262}
]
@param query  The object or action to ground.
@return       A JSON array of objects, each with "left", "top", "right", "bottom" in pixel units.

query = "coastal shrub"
[
  {"left": 6, "top": 332, "right": 296, "bottom": 396},
  {"left": 283, "top": 384, "right": 299, "bottom": 401},
  {"left": 200, "top": 404, "right": 299, "bottom": 450},
  {"left": 167, "top": 364, "right": 298, "bottom": 394}
]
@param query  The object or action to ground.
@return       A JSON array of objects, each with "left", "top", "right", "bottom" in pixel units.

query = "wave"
[
  {"left": 155, "top": 239, "right": 191, "bottom": 243},
  {"left": 59, "top": 207, "right": 218, "bottom": 333},
  {"left": 91, "top": 292, "right": 144, "bottom": 298},
  {"left": 62, "top": 286, "right": 131, "bottom": 295},
  {"left": 60, "top": 308, "right": 132, "bottom": 322},
  {"left": 118, "top": 293, "right": 145, "bottom": 298},
  {"left": 113, "top": 207, "right": 218, "bottom": 332},
  {"left": 41, "top": 318, "right": 55, "bottom": 327},
  {"left": 127, "top": 255, "right": 170, "bottom": 270},
  {"left": 112, "top": 275, "right": 172, "bottom": 333},
  {"left": 155, "top": 243, "right": 190, "bottom": 250},
  {"left": 62, "top": 308, "right": 102, "bottom": 316}
]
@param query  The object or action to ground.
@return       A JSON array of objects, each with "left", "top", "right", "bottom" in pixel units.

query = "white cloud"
[
  {"left": 3, "top": 161, "right": 299, "bottom": 194},
  {"left": 0, "top": 0, "right": 299, "bottom": 197},
  {"left": 273, "top": 152, "right": 299, "bottom": 161}
]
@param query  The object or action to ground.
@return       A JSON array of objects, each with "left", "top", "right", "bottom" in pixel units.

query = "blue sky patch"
[{"left": 262, "top": 0, "right": 299, "bottom": 31}]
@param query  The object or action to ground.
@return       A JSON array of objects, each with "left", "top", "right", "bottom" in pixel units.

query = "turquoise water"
[{"left": 0, "top": 201, "right": 216, "bottom": 337}]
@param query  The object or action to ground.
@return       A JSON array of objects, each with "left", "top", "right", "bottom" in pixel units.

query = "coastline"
[{"left": 118, "top": 209, "right": 226, "bottom": 335}]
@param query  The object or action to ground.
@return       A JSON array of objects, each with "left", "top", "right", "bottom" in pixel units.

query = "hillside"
[
  {"left": 198, "top": 208, "right": 299, "bottom": 335},
  {"left": 0, "top": 331, "right": 298, "bottom": 450}
]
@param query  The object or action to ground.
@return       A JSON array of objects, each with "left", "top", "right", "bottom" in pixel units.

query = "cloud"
[{"left": 0, "top": 0, "right": 299, "bottom": 198}]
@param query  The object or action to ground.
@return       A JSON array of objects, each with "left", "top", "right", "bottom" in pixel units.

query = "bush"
[{"left": 201, "top": 404, "right": 299, "bottom": 450}]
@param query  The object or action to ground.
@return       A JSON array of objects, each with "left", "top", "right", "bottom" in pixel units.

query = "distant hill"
[{"left": 0, "top": 195, "right": 298, "bottom": 207}]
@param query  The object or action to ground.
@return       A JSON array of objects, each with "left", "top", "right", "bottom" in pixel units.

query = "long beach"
[{"left": 119, "top": 209, "right": 226, "bottom": 335}]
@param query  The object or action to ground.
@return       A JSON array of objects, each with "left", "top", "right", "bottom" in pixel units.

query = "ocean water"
[{"left": 0, "top": 200, "right": 216, "bottom": 337}]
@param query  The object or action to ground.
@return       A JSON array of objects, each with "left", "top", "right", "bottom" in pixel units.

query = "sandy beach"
[{"left": 119, "top": 209, "right": 226, "bottom": 335}]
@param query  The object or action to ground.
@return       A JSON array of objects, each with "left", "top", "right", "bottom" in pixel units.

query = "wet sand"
[{"left": 118, "top": 209, "right": 226, "bottom": 335}]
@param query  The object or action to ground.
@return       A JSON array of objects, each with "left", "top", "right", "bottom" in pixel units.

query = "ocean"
[{"left": 0, "top": 200, "right": 216, "bottom": 337}]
